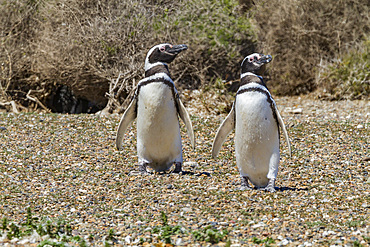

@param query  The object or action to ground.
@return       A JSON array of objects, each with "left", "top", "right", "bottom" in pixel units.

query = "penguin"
[
  {"left": 116, "top": 43, "right": 195, "bottom": 174},
  {"left": 212, "top": 53, "right": 291, "bottom": 192}
]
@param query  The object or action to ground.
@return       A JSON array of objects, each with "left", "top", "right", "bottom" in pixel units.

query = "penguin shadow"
[
  {"left": 235, "top": 186, "right": 308, "bottom": 193},
  {"left": 274, "top": 186, "right": 309, "bottom": 192},
  {"left": 126, "top": 169, "right": 211, "bottom": 177},
  {"left": 153, "top": 170, "right": 211, "bottom": 177},
  {"left": 180, "top": 171, "right": 211, "bottom": 177}
]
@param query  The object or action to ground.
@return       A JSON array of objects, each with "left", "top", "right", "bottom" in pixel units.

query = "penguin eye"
[
  {"left": 249, "top": 57, "right": 254, "bottom": 62},
  {"left": 159, "top": 46, "right": 166, "bottom": 52}
]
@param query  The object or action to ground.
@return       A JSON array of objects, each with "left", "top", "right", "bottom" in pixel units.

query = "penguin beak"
[
  {"left": 258, "top": 54, "right": 272, "bottom": 64},
  {"left": 166, "top": 44, "right": 188, "bottom": 55}
]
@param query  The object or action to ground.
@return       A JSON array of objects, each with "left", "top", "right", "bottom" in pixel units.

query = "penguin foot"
[
  {"left": 172, "top": 162, "right": 182, "bottom": 173},
  {"left": 138, "top": 162, "right": 149, "bottom": 175},
  {"left": 240, "top": 176, "right": 252, "bottom": 190},
  {"left": 264, "top": 179, "right": 276, "bottom": 192}
]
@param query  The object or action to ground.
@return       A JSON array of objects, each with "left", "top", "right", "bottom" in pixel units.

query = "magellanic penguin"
[
  {"left": 212, "top": 53, "right": 291, "bottom": 192},
  {"left": 116, "top": 43, "right": 195, "bottom": 174}
]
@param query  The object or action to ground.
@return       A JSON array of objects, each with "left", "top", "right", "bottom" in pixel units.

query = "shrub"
[
  {"left": 316, "top": 37, "right": 369, "bottom": 100},
  {"left": 252, "top": 0, "right": 370, "bottom": 95},
  {"left": 0, "top": 0, "right": 256, "bottom": 113}
]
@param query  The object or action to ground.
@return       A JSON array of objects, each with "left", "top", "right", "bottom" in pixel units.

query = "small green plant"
[
  {"left": 1, "top": 217, "right": 8, "bottom": 232},
  {"left": 0, "top": 208, "right": 85, "bottom": 246},
  {"left": 192, "top": 225, "right": 228, "bottom": 244},
  {"left": 104, "top": 228, "right": 118, "bottom": 246},
  {"left": 353, "top": 240, "right": 364, "bottom": 247},
  {"left": 7, "top": 223, "right": 21, "bottom": 240},
  {"left": 38, "top": 239, "right": 66, "bottom": 247},
  {"left": 106, "top": 228, "right": 116, "bottom": 242},
  {"left": 347, "top": 220, "right": 364, "bottom": 228},
  {"left": 151, "top": 211, "right": 184, "bottom": 244},
  {"left": 252, "top": 236, "right": 275, "bottom": 246},
  {"left": 363, "top": 236, "right": 370, "bottom": 243},
  {"left": 160, "top": 211, "right": 168, "bottom": 226}
]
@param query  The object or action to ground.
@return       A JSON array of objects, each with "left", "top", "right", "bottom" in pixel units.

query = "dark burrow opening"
[{"left": 46, "top": 85, "right": 105, "bottom": 114}]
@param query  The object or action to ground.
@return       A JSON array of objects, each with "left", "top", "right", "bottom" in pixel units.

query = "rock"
[
  {"left": 278, "top": 239, "right": 291, "bottom": 246},
  {"left": 175, "top": 238, "right": 183, "bottom": 245},
  {"left": 183, "top": 161, "right": 199, "bottom": 169},
  {"left": 292, "top": 108, "right": 303, "bottom": 114},
  {"left": 124, "top": 235, "right": 131, "bottom": 244},
  {"left": 251, "top": 222, "right": 266, "bottom": 228},
  {"left": 285, "top": 107, "right": 303, "bottom": 114},
  {"left": 181, "top": 207, "right": 192, "bottom": 212}
]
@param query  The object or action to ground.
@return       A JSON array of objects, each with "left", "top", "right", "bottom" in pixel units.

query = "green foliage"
[
  {"left": 38, "top": 239, "right": 67, "bottom": 247},
  {"left": 160, "top": 211, "right": 168, "bottom": 226},
  {"left": 152, "top": 0, "right": 256, "bottom": 86},
  {"left": 1, "top": 218, "right": 8, "bottom": 232},
  {"left": 7, "top": 223, "right": 21, "bottom": 239},
  {"left": 192, "top": 225, "right": 228, "bottom": 244},
  {"left": 317, "top": 38, "right": 369, "bottom": 99},
  {"left": 253, "top": 0, "right": 369, "bottom": 96},
  {"left": 177, "top": 0, "right": 254, "bottom": 49},
  {"left": 347, "top": 220, "right": 365, "bottom": 228},
  {"left": 0, "top": 208, "right": 85, "bottom": 246},
  {"left": 152, "top": 211, "right": 184, "bottom": 244},
  {"left": 353, "top": 240, "right": 364, "bottom": 247},
  {"left": 105, "top": 228, "right": 117, "bottom": 243},
  {"left": 252, "top": 236, "right": 275, "bottom": 246}
]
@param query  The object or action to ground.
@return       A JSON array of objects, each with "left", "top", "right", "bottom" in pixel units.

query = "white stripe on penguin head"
[{"left": 144, "top": 43, "right": 172, "bottom": 71}]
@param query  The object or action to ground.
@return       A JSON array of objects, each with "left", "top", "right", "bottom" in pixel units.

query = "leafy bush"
[
  {"left": 154, "top": 0, "right": 256, "bottom": 87},
  {"left": 0, "top": 0, "right": 256, "bottom": 113},
  {"left": 252, "top": 0, "right": 369, "bottom": 96},
  {"left": 1, "top": 0, "right": 368, "bottom": 113},
  {"left": 316, "top": 38, "right": 369, "bottom": 99}
]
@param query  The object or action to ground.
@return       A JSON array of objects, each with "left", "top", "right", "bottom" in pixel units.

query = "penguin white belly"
[
  {"left": 235, "top": 92, "right": 280, "bottom": 187},
  {"left": 136, "top": 83, "right": 182, "bottom": 171}
]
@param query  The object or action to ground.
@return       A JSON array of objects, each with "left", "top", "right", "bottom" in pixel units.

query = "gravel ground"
[{"left": 0, "top": 96, "right": 369, "bottom": 246}]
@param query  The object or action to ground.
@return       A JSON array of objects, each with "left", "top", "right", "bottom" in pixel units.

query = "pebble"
[
  {"left": 251, "top": 222, "right": 266, "bottom": 228},
  {"left": 181, "top": 207, "right": 192, "bottom": 212},
  {"left": 278, "top": 239, "right": 291, "bottom": 246}
]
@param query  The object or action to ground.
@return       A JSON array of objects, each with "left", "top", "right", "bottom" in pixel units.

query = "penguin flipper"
[
  {"left": 275, "top": 106, "right": 292, "bottom": 157},
  {"left": 177, "top": 97, "right": 195, "bottom": 149},
  {"left": 116, "top": 97, "right": 137, "bottom": 150},
  {"left": 212, "top": 106, "right": 235, "bottom": 158}
]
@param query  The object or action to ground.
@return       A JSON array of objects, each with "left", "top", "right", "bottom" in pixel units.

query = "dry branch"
[
  {"left": 26, "top": 89, "right": 50, "bottom": 112},
  {"left": 0, "top": 101, "right": 20, "bottom": 113}
]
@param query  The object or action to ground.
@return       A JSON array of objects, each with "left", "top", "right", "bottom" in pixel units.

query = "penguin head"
[
  {"left": 241, "top": 53, "right": 272, "bottom": 75},
  {"left": 145, "top": 43, "right": 188, "bottom": 71}
]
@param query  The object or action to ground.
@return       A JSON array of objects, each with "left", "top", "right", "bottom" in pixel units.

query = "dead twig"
[
  {"left": 26, "top": 89, "right": 50, "bottom": 112},
  {"left": 0, "top": 101, "right": 20, "bottom": 113}
]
